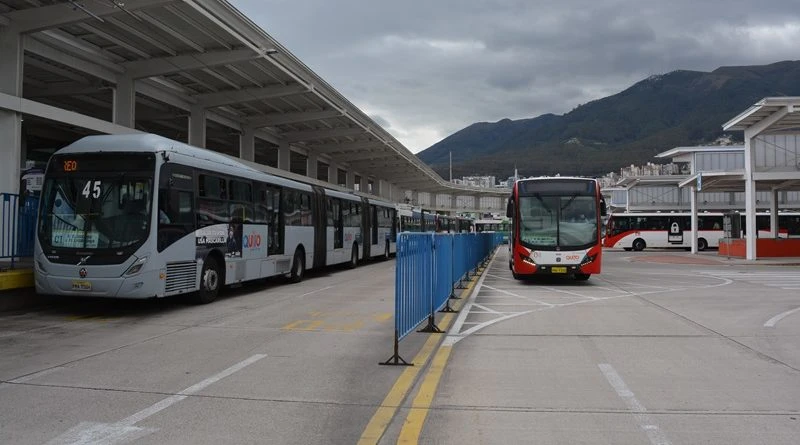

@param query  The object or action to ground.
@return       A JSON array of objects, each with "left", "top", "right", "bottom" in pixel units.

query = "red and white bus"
[
  {"left": 603, "top": 211, "right": 800, "bottom": 251},
  {"left": 506, "top": 177, "right": 606, "bottom": 280}
]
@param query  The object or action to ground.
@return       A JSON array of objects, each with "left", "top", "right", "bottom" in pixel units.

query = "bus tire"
[
  {"left": 697, "top": 238, "right": 708, "bottom": 251},
  {"left": 195, "top": 255, "right": 222, "bottom": 304},
  {"left": 347, "top": 244, "right": 359, "bottom": 269},
  {"left": 574, "top": 273, "right": 591, "bottom": 281},
  {"left": 289, "top": 249, "right": 305, "bottom": 283},
  {"left": 632, "top": 238, "right": 646, "bottom": 251}
]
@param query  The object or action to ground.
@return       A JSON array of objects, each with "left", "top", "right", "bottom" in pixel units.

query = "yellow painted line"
[
  {"left": 373, "top": 312, "right": 393, "bottom": 323},
  {"left": 357, "top": 278, "right": 478, "bottom": 445},
  {"left": 397, "top": 345, "right": 452, "bottom": 444},
  {"left": 0, "top": 268, "right": 34, "bottom": 291}
]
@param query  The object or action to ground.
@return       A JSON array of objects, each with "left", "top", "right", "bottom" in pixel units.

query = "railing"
[
  {"left": 382, "top": 232, "right": 504, "bottom": 365},
  {"left": 1, "top": 193, "right": 38, "bottom": 269}
]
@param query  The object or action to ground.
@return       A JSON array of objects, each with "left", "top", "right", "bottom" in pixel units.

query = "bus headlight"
[
  {"left": 125, "top": 256, "right": 148, "bottom": 276},
  {"left": 580, "top": 253, "right": 597, "bottom": 266},
  {"left": 36, "top": 260, "right": 47, "bottom": 274},
  {"left": 519, "top": 253, "right": 537, "bottom": 266}
]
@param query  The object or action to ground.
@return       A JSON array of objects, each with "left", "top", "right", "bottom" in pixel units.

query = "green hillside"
[{"left": 417, "top": 60, "right": 800, "bottom": 178}]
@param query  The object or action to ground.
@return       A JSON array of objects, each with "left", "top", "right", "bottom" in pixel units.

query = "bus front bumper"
[{"left": 35, "top": 270, "right": 162, "bottom": 299}]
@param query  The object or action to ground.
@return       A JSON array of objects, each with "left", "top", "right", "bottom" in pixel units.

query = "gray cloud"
[{"left": 231, "top": 0, "right": 800, "bottom": 152}]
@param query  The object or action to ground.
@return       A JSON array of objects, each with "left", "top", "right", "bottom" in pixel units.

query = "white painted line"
[
  {"left": 11, "top": 367, "right": 65, "bottom": 384},
  {"left": 0, "top": 367, "right": 66, "bottom": 390},
  {"left": 295, "top": 285, "right": 335, "bottom": 299},
  {"left": 598, "top": 364, "right": 671, "bottom": 445},
  {"left": 45, "top": 354, "right": 267, "bottom": 445},
  {"left": 764, "top": 306, "right": 800, "bottom": 328}
]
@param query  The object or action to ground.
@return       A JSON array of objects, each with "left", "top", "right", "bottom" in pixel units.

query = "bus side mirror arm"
[
  {"left": 600, "top": 196, "right": 607, "bottom": 217},
  {"left": 506, "top": 197, "right": 514, "bottom": 218}
]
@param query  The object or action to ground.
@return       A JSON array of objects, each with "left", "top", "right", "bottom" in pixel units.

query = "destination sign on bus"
[
  {"left": 63, "top": 160, "right": 78, "bottom": 172},
  {"left": 517, "top": 179, "right": 594, "bottom": 196}
]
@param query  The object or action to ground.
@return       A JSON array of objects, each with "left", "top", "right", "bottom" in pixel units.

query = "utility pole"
[{"left": 449, "top": 151, "right": 452, "bottom": 182}]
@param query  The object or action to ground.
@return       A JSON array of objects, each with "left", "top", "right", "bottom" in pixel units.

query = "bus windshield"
[
  {"left": 38, "top": 154, "right": 154, "bottom": 251},
  {"left": 518, "top": 194, "right": 597, "bottom": 249}
]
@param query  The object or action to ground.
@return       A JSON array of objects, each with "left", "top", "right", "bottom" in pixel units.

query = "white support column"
[
  {"left": 744, "top": 129, "right": 757, "bottom": 260},
  {"left": 690, "top": 185, "right": 698, "bottom": 254},
  {"left": 328, "top": 161, "right": 339, "bottom": 186},
  {"left": 307, "top": 152, "right": 318, "bottom": 181},
  {"left": 411, "top": 191, "right": 419, "bottom": 206},
  {"left": 770, "top": 188, "right": 779, "bottom": 238},
  {"left": 239, "top": 127, "right": 255, "bottom": 162},
  {"left": 474, "top": 195, "right": 481, "bottom": 212},
  {"left": 188, "top": 105, "right": 206, "bottom": 148},
  {"left": 359, "top": 175, "right": 368, "bottom": 194},
  {"left": 113, "top": 75, "right": 136, "bottom": 128},
  {"left": 346, "top": 171, "right": 355, "bottom": 190},
  {"left": 451, "top": 194, "right": 458, "bottom": 211},
  {"left": 278, "top": 140, "right": 290, "bottom": 171},
  {"left": 0, "top": 29, "right": 23, "bottom": 195}
]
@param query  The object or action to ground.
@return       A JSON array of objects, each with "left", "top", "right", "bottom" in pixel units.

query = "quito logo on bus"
[{"left": 243, "top": 231, "right": 262, "bottom": 249}]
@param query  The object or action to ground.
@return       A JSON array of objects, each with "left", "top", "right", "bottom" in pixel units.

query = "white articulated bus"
[
  {"left": 34, "top": 134, "right": 397, "bottom": 303},
  {"left": 603, "top": 211, "right": 800, "bottom": 251}
]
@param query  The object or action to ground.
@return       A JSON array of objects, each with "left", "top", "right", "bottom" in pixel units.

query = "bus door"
[
  {"left": 667, "top": 217, "right": 683, "bottom": 245},
  {"left": 371, "top": 205, "right": 378, "bottom": 245},
  {"left": 328, "top": 198, "right": 343, "bottom": 249},
  {"left": 311, "top": 186, "right": 327, "bottom": 268},
  {"left": 360, "top": 198, "right": 371, "bottom": 258}
]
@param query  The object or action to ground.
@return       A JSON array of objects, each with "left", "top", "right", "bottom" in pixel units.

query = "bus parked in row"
[
  {"left": 506, "top": 177, "right": 606, "bottom": 280},
  {"left": 34, "top": 134, "right": 397, "bottom": 303},
  {"left": 396, "top": 207, "right": 472, "bottom": 233},
  {"left": 474, "top": 217, "right": 510, "bottom": 243},
  {"left": 603, "top": 211, "right": 800, "bottom": 251}
]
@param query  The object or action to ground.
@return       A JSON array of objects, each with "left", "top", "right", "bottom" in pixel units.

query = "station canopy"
[{"left": 0, "top": 0, "right": 508, "bottom": 197}]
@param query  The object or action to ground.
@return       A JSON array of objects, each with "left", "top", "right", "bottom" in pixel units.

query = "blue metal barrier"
[
  {"left": 1, "top": 193, "right": 38, "bottom": 269},
  {"left": 382, "top": 231, "right": 503, "bottom": 365}
]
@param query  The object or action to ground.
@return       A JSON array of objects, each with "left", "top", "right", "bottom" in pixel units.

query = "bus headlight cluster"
[
  {"left": 580, "top": 253, "right": 597, "bottom": 266},
  {"left": 125, "top": 256, "right": 148, "bottom": 276},
  {"left": 519, "top": 253, "right": 537, "bottom": 266}
]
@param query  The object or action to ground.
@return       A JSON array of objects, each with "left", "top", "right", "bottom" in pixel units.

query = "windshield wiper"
[
  {"left": 534, "top": 193, "right": 551, "bottom": 213},
  {"left": 561, "top": 193, "right": 579, "bottom": 211}
]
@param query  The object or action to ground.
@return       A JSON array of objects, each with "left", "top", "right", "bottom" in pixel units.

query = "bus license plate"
[
  {"left": 71, "top": 280, "right": 92, "bottom": 291},
  {"left": 551, "top": 267, "right": 567, "bottom": 274}
]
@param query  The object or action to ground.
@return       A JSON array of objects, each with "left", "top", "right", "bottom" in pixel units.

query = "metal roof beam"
[
  {"left": 283, "top": 127, "right": 365, "bottom": 143},
  {"left": 137, "top": 11, "right": 204, "bottom": 53},
  {"left": 24, "top": 37, "right": 120, "bottom": 82},
  {"left": 336, "top": 150, "right": 396, "bottom": 162},
  {"left": 106, "top": 16, "right": 177, "bottom": 56},
  {"left": 25, "top": 83, "right": 110, "bottom": 98},
  {"left": 306, "top": 141, "right": 384, "bottom": 154},
  {"left": 247, "top": 109, "right": 343, "bottom": 128},
  {"left": 195, "top": 83, "right": 308, "bottom": 108},
  {"left": 77, "top": 23, "right": 150, "bottom": 58},
  {"left": 122, "top": 48, "right": 259, "bottom": 78},
  {"left": 4, "top": 0, "right": 178, "bottom": 34}
]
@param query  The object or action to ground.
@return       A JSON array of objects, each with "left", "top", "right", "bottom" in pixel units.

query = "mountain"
[{"left": 417, "top": 60, "right": 800, "bottom": 179}]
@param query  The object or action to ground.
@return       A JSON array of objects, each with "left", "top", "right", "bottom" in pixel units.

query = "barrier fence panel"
[
  {"left": 382, "top": 231, "right": 504, "bottom": 365},
  {"left": 1, "top": 193, "right": 38, "bottom": 269}
]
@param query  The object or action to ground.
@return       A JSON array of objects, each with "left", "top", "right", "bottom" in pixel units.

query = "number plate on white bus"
[
  {"left": 551, "top": 267, "right": 567, "bottom": 274},
  {"left": 71, "top": 280, "right": 92, "bottom": 291}
]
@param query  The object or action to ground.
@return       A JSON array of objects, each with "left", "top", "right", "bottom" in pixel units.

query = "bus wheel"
[
  {"left": 697, "top": 238, "right": 708, "bottom": 251},
  {"left": 289, "top": 249, "right": 305, "bottom": 283},
  {"left": 574, "top": 273, "right": 591, "bottom": 281},
  {"left": 196, "top": 256, "right": 221, "bottom": 304},
  {"left": 632, "top": 238, "right": 646, "bottom": 252},
  {"left": 347, "top": 244, "right": 359, "bottom": 269}
]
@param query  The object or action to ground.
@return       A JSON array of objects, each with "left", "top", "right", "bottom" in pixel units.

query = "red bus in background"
[{"left": 506, "top": 177, "right": 606, "bottom": 280}]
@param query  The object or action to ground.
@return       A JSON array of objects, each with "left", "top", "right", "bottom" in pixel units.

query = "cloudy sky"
[{"left": 230, "top": 0, "right": 799, "bottom": 153}]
